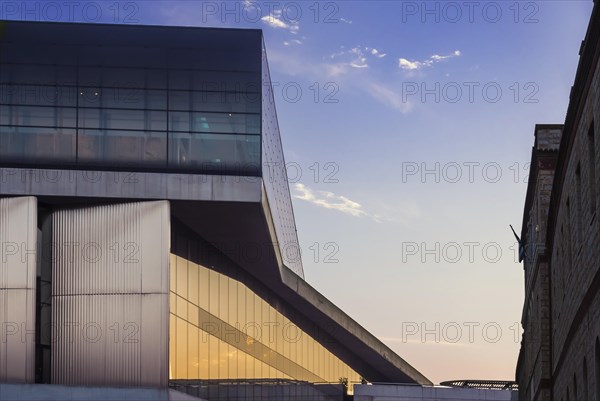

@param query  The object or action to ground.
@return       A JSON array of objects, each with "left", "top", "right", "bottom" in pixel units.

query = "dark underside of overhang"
[{"left": 169, "top": 198, "right": 431, "bottom": 385}]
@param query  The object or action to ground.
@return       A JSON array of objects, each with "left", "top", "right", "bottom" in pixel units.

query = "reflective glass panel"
[
  {"left": 78, "top": 129, "right": 167, "bottom": 166},
  {"left": 168, "top": 133, "right": 260, "bottom": 172},
  {"left": 169, "top": 112, "right": 259, "bottom": 134},
  {"left": 0, "top": 126, "right": 76, "bottom": 163},
  {"left": 169, "top": 253, "right": 362, "bottom": 390}
]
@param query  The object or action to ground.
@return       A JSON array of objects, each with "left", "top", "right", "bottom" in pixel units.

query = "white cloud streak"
[
  {"left": 370, "top": 48, "right": 387, "bottom": 58},
  {"left": 399, "top": 50, "right": 461, "bottom": 71},
  {"left": 293, "top": 184, "right": 422, "bottom": 225},
  {"left": 261, "top": 13, "right": 300, "bottom": 33},
  {"left": 294, "top": 183, "right": 368, "bottom": 218}
]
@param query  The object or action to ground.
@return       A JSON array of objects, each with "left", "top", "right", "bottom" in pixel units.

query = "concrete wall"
[
  {"left": 354, "top": 384, "right": 517, "bottom": 401},
  {"left": 0, "top": 197, "right": 37, "bottom": 383},
  {"left": 0, "top": 168, "right": 261, "bottom": 203}
]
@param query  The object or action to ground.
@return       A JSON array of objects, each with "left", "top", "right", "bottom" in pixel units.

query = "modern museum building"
[{"left": 0, "top": 20, "right": 431, "bottom": 400}]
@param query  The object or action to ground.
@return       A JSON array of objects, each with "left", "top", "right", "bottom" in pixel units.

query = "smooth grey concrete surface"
[
  {"left": 0, "top": 384, "right": 205, "bottom": 400},
  {"left": 0, "top": 168, "right": 261, "bottom": 203},
  {"left": 354, "top": 384, "right": 518, "bottom": 401}
]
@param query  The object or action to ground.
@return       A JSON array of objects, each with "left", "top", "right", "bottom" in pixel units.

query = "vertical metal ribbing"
[
  {"left": 0, "top": 197, "right": 37, "bottom": 383},
  {"left": 51, "top": 201, "right": 170, "bottom": 387}
]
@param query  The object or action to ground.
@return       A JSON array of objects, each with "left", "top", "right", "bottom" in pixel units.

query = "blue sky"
[{"left": 5, "top": 0, "right": 593, "bottom": 384}]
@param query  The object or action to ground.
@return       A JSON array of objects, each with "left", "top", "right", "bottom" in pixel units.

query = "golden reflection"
[{"left": 169, "top": 253, "right": 361, "bottom": 388}]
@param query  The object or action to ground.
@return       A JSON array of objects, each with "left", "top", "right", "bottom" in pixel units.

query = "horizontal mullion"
[
  {"left": 0, "top": 103, "right": 261, "bottom": 116},
  {"left": 0, "top": 124, "right": 150, "bottom": 133},
  {"left": 79, "top": 107, "right": 260, "bottom": 115},
  {"left": 0, "top": 83, "right": 261, "bottom": 95},
  {"left": 0, "top": 125, "right": 262, "bottom": 136},
  {"left": 0, "top": 61, "right": 260, "bottom": 75},
  {"left": 168, "top": 130, "right": 261, "bottom": 136},
  {"left": 0, "top": 124, "right": 78, "bottom": 130}
]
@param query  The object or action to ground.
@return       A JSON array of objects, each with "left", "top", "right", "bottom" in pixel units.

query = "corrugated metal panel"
[
  {"left": 51, "top": 201, "right": 170, "bottom": 387},
  {"left": 0, "top": 196, "right": 37, "bottom": 383}
]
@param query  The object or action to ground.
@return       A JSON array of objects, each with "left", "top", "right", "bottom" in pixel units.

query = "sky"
[{"left": 4, "top": 0, "right": 594, "bottom": 385}]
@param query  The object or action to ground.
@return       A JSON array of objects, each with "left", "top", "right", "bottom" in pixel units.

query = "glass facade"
[
  {"left": 169, "top": 254, "right": 361, "bottom": 386},
  {"left": 0, "top": 23, "right": 262, "bottom": 174}
]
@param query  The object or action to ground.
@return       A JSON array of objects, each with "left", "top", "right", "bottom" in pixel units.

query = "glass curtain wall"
[
  {"left": 169, "top": 254, "right": 361, "bottom": 385},
  {"left": 0, "top": 40, "right": 261, "bottom": 174}
]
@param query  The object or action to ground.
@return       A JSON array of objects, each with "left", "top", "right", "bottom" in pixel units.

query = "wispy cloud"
[
  {"left": 267, "top": 48, "right": 413, "bottom": 113},
  {"left": 293, "top": 183, "right": 368, "bottom": 218},
  {"left": 370, "top": 48, "right": 387, "bottom": 58},
  {"left": 261, "top": 12, "right": 300, "bottom": 33},
  {"left": 399, "top": 58, "right": 423, "bottom": 71},
  {"left": 283, "top": 39, "right": 303, "bottom": 46},
  {"left": 330, "top": 46, "right": 366, "bottom": 69},
  {"left": 367, "top": 82, "right": 413, "bottom": 113},
  {"left": 349, "top": 49, "right": 369, "bottom": 68},
  {"left": 399, "top": 50, "right": 461, "bottom": 71},
  {"left": 329, "top": 46, "right": 386, "bottom": 69},
  {"left": 340, "top": 17, "right": 353, "bottom": 24},
  {"left": 292, "top": 183, "right": 421, "bottom": 225}
]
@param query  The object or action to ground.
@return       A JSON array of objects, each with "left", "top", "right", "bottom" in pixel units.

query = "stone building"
[
  {"left": 516, "top": 125, "right": 561, "bottom": 401},
  {"left": 516, "top": 3, "right": 600, "bottom": 401}
]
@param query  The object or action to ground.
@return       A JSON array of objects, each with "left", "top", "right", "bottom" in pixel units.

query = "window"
[
  {"left": 595, "top": 338, "right": 600, "bottom": 401},
  {"left": 576, "top": 163, "right": 583, "bottom": 248},
  {"left": 583, "top": 357, "right": 589, "bottom": 401},
  {"left": 566, "top": 198, "right": 573, "bottom": 277},
  {"left": 589, "top": 122, "right": 597, "bottom": 215}
]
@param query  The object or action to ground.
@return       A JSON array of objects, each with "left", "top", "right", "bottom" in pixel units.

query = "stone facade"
[
  {"left": 517, "top": 3, "right": 600, "bottom": 401},
  {"left": 517, "top": 125, "right": 561, "bottom": 401}
]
